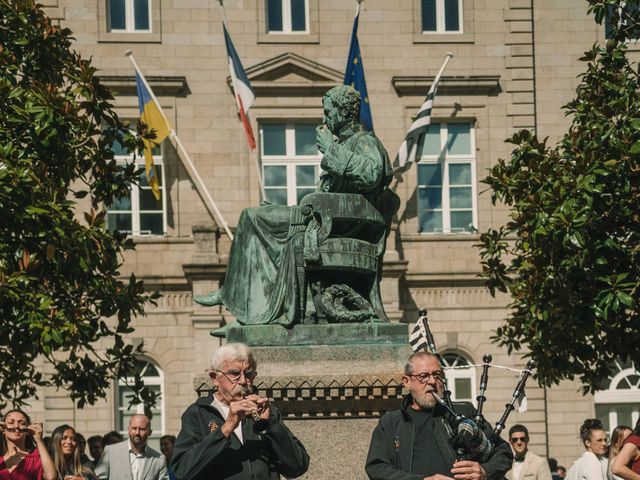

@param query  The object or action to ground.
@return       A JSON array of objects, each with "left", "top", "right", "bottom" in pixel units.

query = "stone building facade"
[{"left": 29, "top": 0, "right": 640, "bottom": 476}]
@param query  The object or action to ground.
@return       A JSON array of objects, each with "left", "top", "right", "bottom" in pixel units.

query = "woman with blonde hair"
[
  {"left": 47, "top": 425, "right": 94, "bottom": 480},
  {"left": 611, "top": 418, "right": 640, "bottom": 480},
  {"left": 0, "top": 409, "right": 57, "bottom": 480},
  {"left": 609, "top": 425, "right": 632, "bottom": 480}
]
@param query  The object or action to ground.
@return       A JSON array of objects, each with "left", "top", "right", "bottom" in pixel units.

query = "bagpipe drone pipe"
[{"left": 409, "top": 309, "right": 536, "bottom": 463}]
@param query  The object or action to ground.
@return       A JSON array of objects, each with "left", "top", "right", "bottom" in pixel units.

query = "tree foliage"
[
  {"left": 0, "top": 0, "right": 159, "bottom": 409},
  {"left": 478, "top": 0, "right": 640, "bottom": 392}
]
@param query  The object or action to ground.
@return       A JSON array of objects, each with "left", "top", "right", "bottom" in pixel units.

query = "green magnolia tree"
[
  {"left": 479, "top": 0, "right": 640, "bottom": 392},
  {"left": 0, "top": 0, "right": 159, "bottom": 409}
]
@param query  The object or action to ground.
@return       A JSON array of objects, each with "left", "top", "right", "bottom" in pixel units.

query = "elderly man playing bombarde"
[{"left": 170, "top": 343, "right": 309, "bottom": 480}]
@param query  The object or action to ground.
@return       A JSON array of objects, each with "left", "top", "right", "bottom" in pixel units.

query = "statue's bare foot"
[{"left": 194, "top": 290, "right": 224, "bottom": 306}]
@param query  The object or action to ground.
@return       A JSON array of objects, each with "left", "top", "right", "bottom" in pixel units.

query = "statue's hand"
[{"left": 316, "top": 125, "right": 334, "bottom": 154}]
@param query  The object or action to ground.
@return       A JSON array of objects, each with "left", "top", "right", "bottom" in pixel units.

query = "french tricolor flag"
[{"left": 223, "top": 23, "right": 256, "bottom": 150}]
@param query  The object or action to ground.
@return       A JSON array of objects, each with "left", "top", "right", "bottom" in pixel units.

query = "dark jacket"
[
  {"left": 365, "top": 396, "right": 513, "bottom": 480},
  {"left": 170, "top": 394, "right": 309, "bottom": 480}
]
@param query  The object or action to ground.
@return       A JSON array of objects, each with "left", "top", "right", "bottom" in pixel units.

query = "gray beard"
[{"left": 413, "top": 390, "right": 438, "bottom": 410}]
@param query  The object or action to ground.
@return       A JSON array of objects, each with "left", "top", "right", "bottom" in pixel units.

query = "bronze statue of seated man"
[{"left": 195, "top": 85, "right": 395, "bottom": 330}]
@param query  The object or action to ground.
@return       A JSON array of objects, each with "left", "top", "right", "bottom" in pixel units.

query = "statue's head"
[{"left": 322, "top": 85, "right": 360, "bottom": 132}]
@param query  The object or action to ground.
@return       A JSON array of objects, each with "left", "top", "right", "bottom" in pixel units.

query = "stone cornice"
[
  {"left": 97, "top": 75, "right": 190, "bottom": 96},
  {"left": 392, "top": 75, "right": 502, "bottom": 96},
  {"left": 182, "top": 263, "right": 227, "bottom": 282}
]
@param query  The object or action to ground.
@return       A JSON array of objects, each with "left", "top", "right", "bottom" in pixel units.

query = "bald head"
[{"left": 128, "top": 414, "right": 151, "bottom": 453}]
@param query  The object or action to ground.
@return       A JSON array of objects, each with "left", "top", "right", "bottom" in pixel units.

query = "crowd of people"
[
  {"left": 0, "top": 410, "right": 178, "bottom": 480},
  {"left": 501, "top": 417, "right": 640, "bottom": 480},
  {"left": 1, "top": 344, "right": 640, "bottom": 480}
]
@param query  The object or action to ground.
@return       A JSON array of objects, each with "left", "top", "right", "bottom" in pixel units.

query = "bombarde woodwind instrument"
[
  {"left": 475, "top": 354, "right": 492, "bottom": 424},
  {"left": 494, "top": 359, "right": 536, "bottom": 436},
  {"left": 243, "top": 393, "right": 271, "bottom": 435}
]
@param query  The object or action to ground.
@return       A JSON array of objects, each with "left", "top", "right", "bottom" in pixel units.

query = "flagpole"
[
  {"left": 391, "top": 52, "right": 454, "bottom": 190},
  {"left": 218, "top": 0, "right": 267, "bottom": 203},
  {"left": 394, "top": 52, "right": 453, "bottom": 171},
  {"left": 432, "top": 52, "right": 454, "bottom": 93},
  {"left": 125, "top": 51, "right": 234, "bottom": 241}
]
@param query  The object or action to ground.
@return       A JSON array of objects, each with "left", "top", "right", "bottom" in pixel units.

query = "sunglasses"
[{"left": 510, "top": 436, "right": 528, "bottom": 444}]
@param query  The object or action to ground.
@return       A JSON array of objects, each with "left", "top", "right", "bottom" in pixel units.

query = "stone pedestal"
[
  {"left": 225, "top": 322, "right": 408, "bottom": 346},
  {"left": 195, "top": 343, "right": 413, "bottom": 480}
]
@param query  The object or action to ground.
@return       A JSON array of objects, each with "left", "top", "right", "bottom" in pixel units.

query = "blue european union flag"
[{"left": 344, "top": 11, "right": 373, "bottom": 131}]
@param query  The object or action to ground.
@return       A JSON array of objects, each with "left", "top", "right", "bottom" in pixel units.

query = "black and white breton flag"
[
  {"left": 394, "top": 53, "right": 453, "bottom": 170},
  {"left": 409, "top": 313, "right": 430, "bottom": 353}
]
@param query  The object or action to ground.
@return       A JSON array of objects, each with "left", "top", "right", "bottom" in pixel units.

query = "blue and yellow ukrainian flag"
[
  {"left": 344, "top": 9, "right": 373, "bottom": 131},
  {"left": 134, "top": 72, "right": 170, "bottom": 200}
]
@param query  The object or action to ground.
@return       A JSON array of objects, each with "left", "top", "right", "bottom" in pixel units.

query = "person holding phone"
[{"left": 0, "top": 409, "right": 56, "bottom": 480}]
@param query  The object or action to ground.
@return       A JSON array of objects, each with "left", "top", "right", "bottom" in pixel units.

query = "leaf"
[
  {"left": 616, "top": 291, "right": 634, "bottom": 307},
  {"left": 630, "top": 141, "right": 640, "bottom": 155}
]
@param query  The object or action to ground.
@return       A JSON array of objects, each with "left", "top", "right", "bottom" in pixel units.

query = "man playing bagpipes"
[{"left": 365, "top": 351, "right": 513, "bottom": 480}]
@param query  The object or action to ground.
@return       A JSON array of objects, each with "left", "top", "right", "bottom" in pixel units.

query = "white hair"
[{"left": 210, "top": 343, "right": 256, "bottom": 371}]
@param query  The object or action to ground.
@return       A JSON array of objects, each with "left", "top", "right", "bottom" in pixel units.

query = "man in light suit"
[
  {"left": 95, "top": 414, "right": 169, "bottom": 480},
  {"left": 506, "top": 424, "right": 553, "bottom": 480}
]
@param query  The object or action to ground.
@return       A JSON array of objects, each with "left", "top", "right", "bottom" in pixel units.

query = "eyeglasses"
[
  {"left": 510, "top": 436, "right": 528, "bottom": 444},
  {"left": 407, "top": 371, "right": 445, "bottom": 383},
  {"left": 215, "top": 369, "right": 257, "bottom": 382}
]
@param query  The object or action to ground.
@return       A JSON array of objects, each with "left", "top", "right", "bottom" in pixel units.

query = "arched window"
[
  {"left": 594, "top": 360, "right": 640, "bottom": 432},
  {"left": 116, "top": 358, "right": 164, "bottom": 448},
  {"left": 441, "top": 352, "right": 477, "bottom": 405}
]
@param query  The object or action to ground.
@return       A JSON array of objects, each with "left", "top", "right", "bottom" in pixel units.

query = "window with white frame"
[
  {"left": 421, "top": 0, "right": 462, "bottom": 34},
  {"left": 106, "top": 130, "right": 166, "bottom": 236},
  {"left": 266, "top": 0, "right": 308, "bottom": 34},
  {"left": 116, "top": 358, "right": 164, "bottom": 450},
  {"left": 261, "top": 122, "right": 321, "bottom": 206},
  {"left": 605, "top": 2, "right": 639, "bottom": 41},
  {"left": 107, "top": 0, "right": 151, "bottom": 32},
  {"left": 417, "top": 122, "right": 476, "bottom": 234},
  {"left": 441, "top": 352, "right": 476, "bottom": 404},
  {"left": 594, "top": 360, "right": 640, "bottom": 432}
]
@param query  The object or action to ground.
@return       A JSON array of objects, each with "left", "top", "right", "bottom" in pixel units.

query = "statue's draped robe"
[{"left": 219, "top": 124, "right": 393, "bottom": 326}]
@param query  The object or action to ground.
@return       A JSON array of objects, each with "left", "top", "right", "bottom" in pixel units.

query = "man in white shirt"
[
  {"left": 95, "top": 414, "right": 168, "bottom": 480},
  {"left": 506, "top": 424, "right": 552, "bottom": 480}
]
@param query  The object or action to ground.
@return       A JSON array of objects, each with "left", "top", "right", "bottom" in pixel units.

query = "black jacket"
[
  {"left": 365, "top": 396, "right": 513, "bottom": 480},
  {"left": 170, "top": 394, "right": 309, "bottom": 480}
]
